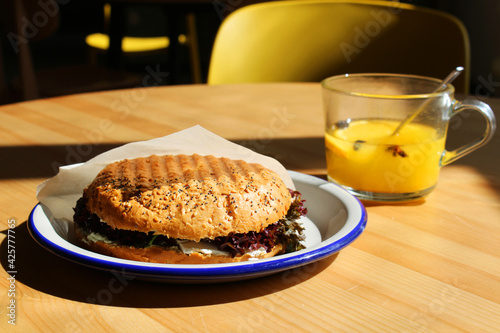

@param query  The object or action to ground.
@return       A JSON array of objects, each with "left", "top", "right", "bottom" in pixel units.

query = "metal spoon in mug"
[{"left": 390, "top": 66, "right": 464, "bottom": 136}]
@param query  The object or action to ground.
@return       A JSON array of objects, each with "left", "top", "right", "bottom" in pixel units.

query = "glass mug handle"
[{"left": 441, "top": 99, "right": 497, "bottom": 166}]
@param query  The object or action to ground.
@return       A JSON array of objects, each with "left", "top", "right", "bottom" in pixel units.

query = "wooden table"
[{"left": 1, "top": 83, "right": 499, "bottom": 332}]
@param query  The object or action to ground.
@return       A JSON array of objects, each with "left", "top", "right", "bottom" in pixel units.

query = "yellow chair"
[
  {"left": 86, "top": 4, "right": 202, "bottom": 83},
  {"left": 86, "top": 34, "right": 171, "bottom": 57},
  {"left": 86, "top": 4, "right": 170, "bottom": 61},
  {"left": 0, "top": 0, "right": 144, "bottom": 101},
  {"left": 207, "top": 0, "right": 470, "bottom": 94}
]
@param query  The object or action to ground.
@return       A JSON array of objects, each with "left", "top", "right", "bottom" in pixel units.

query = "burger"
[{"left": 73, "top": 154, "right": 307, "bottom": 264}]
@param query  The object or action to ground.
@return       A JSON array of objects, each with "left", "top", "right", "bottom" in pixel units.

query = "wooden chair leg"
[
  {"left": 106, "top": 3, "right": 125, "bottom": 69},
  {"left": 186, "top": 12, "right": 202, "bottom": 84},
  {"left": 13, "top": 0, "right": 39, "bottom": 100}
]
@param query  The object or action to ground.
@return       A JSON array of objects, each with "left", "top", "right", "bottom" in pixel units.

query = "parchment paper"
[{"left": 36, "top": 125, "right": 294, "bottom": 221}]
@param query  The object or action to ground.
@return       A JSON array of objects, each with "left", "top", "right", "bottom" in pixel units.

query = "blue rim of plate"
[{"left": 28, "top": 171, "right": 367, "bottom": 283}]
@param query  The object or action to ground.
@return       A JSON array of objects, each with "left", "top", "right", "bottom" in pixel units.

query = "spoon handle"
[{"left": 391, "top": 67, "right": 464, "bottom": 136}]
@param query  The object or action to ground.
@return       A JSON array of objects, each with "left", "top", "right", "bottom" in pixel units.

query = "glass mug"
[{"left": 322, "top": 74, "right": 496, "bottom": 202}]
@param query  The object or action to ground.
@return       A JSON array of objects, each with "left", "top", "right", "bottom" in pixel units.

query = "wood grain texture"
[{"left": 1, "top": 83, "right": 499, "bottom": 332}]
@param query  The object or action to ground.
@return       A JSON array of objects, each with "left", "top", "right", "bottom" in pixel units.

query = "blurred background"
[{"left": 1, "top": 0, "right": 499, "bottom": 105}]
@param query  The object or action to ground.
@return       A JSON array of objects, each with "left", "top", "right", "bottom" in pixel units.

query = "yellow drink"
[{"left": 325, "top": 119, "right": 446, "bottom": 194}]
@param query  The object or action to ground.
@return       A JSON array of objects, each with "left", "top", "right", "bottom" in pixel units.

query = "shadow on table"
[
  {"left": 1, "top": 137, "right": 326, "bottom": 179},
  {"left": 233, "top": 136, "right": 326, "bottom": 176},
  {"left": 0, "top": 143, "right": 126, "bottom": 179},
  {"left": 1, "top": 221, "right": 337, "bottom": 308}
]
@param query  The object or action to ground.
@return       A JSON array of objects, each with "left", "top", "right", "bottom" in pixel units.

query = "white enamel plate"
[{"left": 28, "top": 171, "right": 367, "bottom": 283}]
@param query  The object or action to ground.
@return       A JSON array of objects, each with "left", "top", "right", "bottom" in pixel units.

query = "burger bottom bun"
[{"left": 74, "top": 225, "right": 284, "bottom": 264}]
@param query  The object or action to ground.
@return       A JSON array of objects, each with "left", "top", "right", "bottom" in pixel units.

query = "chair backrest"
[{"left": 207, "top": 0, "right": 470, "bottom": 94}]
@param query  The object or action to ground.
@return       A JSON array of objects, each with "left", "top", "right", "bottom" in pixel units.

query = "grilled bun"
[{"left": 84, "top": 154, "right": 292, "bottom": 241}]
